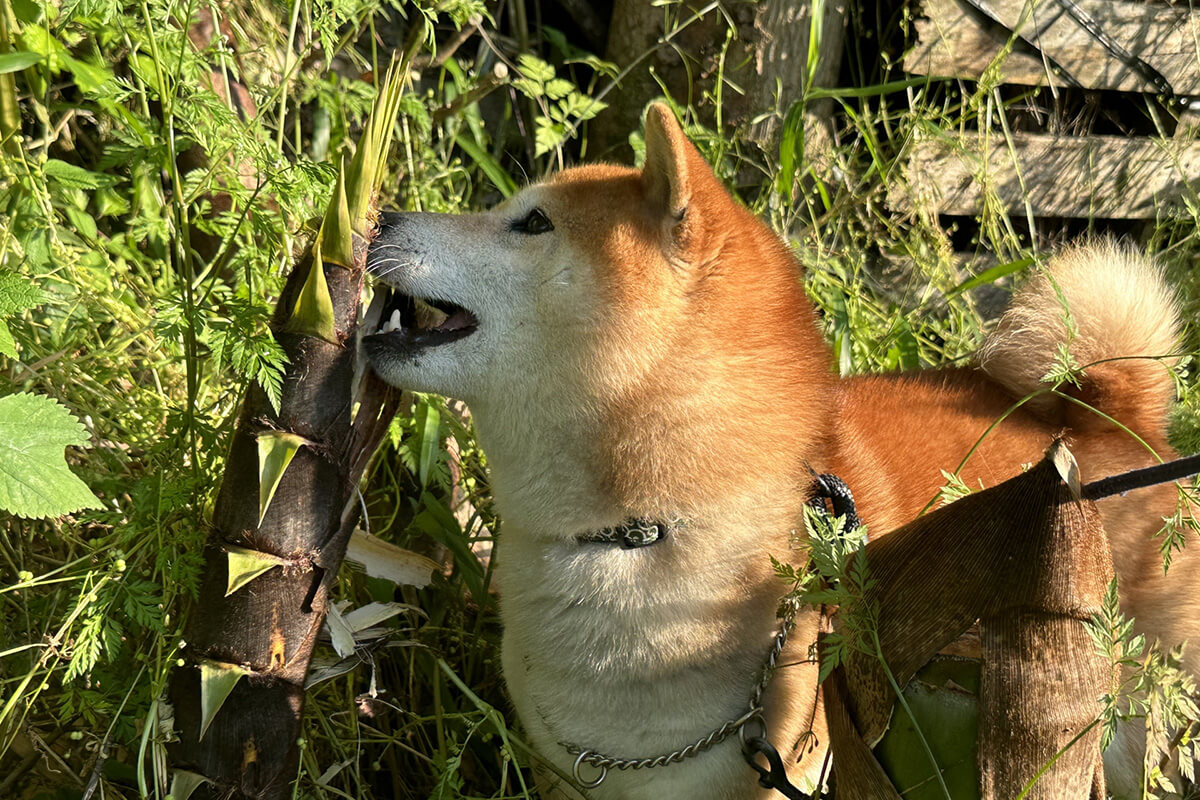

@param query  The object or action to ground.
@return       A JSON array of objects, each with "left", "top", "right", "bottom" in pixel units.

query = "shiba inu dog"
[{"left": 364, "top": 103, "right": 1197, "bottom": 798}]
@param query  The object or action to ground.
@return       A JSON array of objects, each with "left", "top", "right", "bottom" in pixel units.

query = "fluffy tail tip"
[{"left": 980, "top": 241, "right": 1180, "bottom": 435}]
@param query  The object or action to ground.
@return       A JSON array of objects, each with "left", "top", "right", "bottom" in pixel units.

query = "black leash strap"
[
  {"left": 806, "top": 474, "right": 861, "bottom": 533},
  {"left": 740, "top": 473, "right": 861, "bottom": 799}
]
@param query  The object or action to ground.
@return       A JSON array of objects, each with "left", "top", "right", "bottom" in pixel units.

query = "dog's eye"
[{"left": 512, "top": 207, "right": 554, "bottom": 235}]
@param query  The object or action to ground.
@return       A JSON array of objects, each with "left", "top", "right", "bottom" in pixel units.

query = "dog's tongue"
[{"left": 436, "top": 309, "right": 474, "bottom": 332}]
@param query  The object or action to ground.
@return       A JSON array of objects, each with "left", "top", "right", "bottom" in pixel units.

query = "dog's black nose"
[{"left": 376, "top": 210, "right": 405, "bottom": 233}]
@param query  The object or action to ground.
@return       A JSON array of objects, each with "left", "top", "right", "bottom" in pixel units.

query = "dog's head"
[{"left": 364, "top": 103, "right": 803, "bottom": 407}]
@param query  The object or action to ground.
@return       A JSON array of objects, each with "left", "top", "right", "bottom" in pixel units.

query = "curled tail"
[{"left": 981, "top": 242, "right": 1180, "bottom": 437}]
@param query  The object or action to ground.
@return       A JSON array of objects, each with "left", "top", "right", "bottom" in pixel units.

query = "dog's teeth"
[{"left": 382, "top": 309, "right": 402, "bottom": 333}]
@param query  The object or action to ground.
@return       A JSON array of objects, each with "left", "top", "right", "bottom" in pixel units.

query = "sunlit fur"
[{"left": 366, "top": 104, "right": 1196, "bottom": 799}]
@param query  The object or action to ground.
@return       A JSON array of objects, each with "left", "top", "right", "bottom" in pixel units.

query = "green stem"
[
  {"left": 0, "top": 4, "right": 21, "bottom": 157},
  {"left": 1012, "top": 718, "right": 1101, "bottom": 800},
  {"left": 872, "top": 629, "right": 953, "bottom": 800}
]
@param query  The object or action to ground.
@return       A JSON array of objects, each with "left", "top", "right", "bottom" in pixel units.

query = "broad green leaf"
[
  {"left": 282, "top": 244, "right": 339, "bottom": 344},
  {"left": 874, "top": 657, "right": 981, "bottom": 800},
  {"left": 225, "top": 545, "right": 291, "bottom": 596},
  {"left": 321, "top": 160, "right": 354, "bottom": 269},
  {"left": 61, "top": 53, "right": 113, "bottom": 93},
  {"left": 169, "top": 771, "right": 210, "bottom": 800},
  {"left": 0, "top": 51, "right": 40, "bottom": 74},
  {"left": 344, "top": 530, "right": 438, "bottom": 587},
  {"left": 453, "top": 133, "right": 517, "bottom": 197},
  {"left": 256, "top": 431, "right": 307, "bottom": 525},
  {"left": 198, "top": 659, "right": 250, "bottom": 741},
  {"left": 414, "top": 494, "right": 485, "bottom": 601},
  {"left": 0, "top": 392, "right": 100, "bottom": 518},
  {"left": 414, "top": 397, "right": 441, "bottom": 488},
  {"left": 0, "top": 271, "right": 45, "bottom": 316},
  {"left": 947, "top": 257, "right": 1035, "bottom": 297}
]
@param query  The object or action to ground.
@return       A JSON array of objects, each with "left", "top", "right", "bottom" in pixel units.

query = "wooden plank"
[
  {"left": 894, "top": 132, "right": 1200, "bottom": 218},
  {"left": 905, "top": 0, "right": 1200, "bottom": 94}
]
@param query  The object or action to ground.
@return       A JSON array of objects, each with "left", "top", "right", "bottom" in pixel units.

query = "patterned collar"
[{"left": 575, "top": 518, "right": 675, "bottom": 549}]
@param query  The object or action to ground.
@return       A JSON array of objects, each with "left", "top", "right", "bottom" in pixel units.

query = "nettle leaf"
[
  {"left": 0, "top": 393, "right": 101, "bottom": 518},
  {"left": 0, "top": 271, "right": 46, "bottom": 317}
]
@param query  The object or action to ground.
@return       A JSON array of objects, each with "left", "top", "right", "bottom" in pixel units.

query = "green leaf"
[
  {"left": 947, "top": 257, "right": 1035, "bottom": 297},
  {"left": 42, "top": 158, "right": 117, "bottom": 190},
  {"left": 61, "top": 53, "right": 113, "bottom": 94},
  {"left": 197, "top": 659, "right": 251, "bottom": 741},
  {"left": 282, "top": 245, "right": 339, "bottom": 344},
  {"left": 874, "top": 658, "right": 981, "bottom": 800},
  {"left": 63, "top": 204, "right": 97, "bottom": 241},
  {"left": 0, "top": 51, "right": 40, "bottom": 74},
  {"left": 0, "top": 271, "right": 46, "bottom": 317},
  {"left": 516, "top": 54, "right": 555, "bottom": 83},
  {"left": 169, "top": 771, "right": 210, "bottom": 800},
  {"left": 256, "top": 431, "right": 307, "bottom": 526},
  {"left": 0, "top": 392, "right": 100, "bottom": 518},
  {"left": 453, "top": 133, "right": 517, "bottom": 197},
  {"left": 543, "top": 78, "right": 575, "bottom": 100},
  {"left": 414, "top": 397, "right": 442, "bottom": 488},
  {"left": 225, "top": 545, "right": 291, "bottom": 596},
  {"left": 344, "top": 56, "right": 405, "bottom": 232},
  {"left": 0, "top": 320, "right": 15, "bottom": 359}
]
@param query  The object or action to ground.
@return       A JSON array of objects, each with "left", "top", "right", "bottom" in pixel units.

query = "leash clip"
[{"left": 741, "top": 734, "right": 814, "bottom": 800}]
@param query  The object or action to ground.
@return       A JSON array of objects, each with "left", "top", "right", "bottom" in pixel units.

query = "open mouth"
[{"left": 364, "top": 289, "right": 480, "bottom": 351}]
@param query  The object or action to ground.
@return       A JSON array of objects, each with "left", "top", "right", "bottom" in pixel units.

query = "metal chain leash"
[
  {"left": 561, "top": 604, "right": 798, "bottom": 789},
  {"left": 560, "top": 474, "right": 856, "bottom": 795}
]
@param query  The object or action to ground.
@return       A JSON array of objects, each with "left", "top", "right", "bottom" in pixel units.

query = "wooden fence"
[{"left": 896, "top": 0, "right": 1200, "bottom": 224}]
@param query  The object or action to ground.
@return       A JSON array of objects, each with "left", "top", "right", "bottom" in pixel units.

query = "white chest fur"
[{"left": 495, "top": 518, "right": 793, "bottom": 799}]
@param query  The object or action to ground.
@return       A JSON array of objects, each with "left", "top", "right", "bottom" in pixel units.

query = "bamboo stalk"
[{"left": 165, "top": 58, "right": 406, "bottom": 800}]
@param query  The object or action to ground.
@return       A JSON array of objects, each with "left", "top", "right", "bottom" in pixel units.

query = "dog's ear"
[
  {"left": 642, "top": 103, "right": 692, "bottom": 223},
  {"left": 642, "top": 103, "right": 724, "bottom": 262}
]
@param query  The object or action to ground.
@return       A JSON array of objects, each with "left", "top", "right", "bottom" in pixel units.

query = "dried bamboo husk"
[{"left": 827, "top": 443, "right": 1114, "bottom": 799}]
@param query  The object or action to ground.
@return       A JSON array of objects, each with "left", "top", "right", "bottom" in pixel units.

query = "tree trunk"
[{"left": 589, "top": 0, "right": 848, "bottom": 158}]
